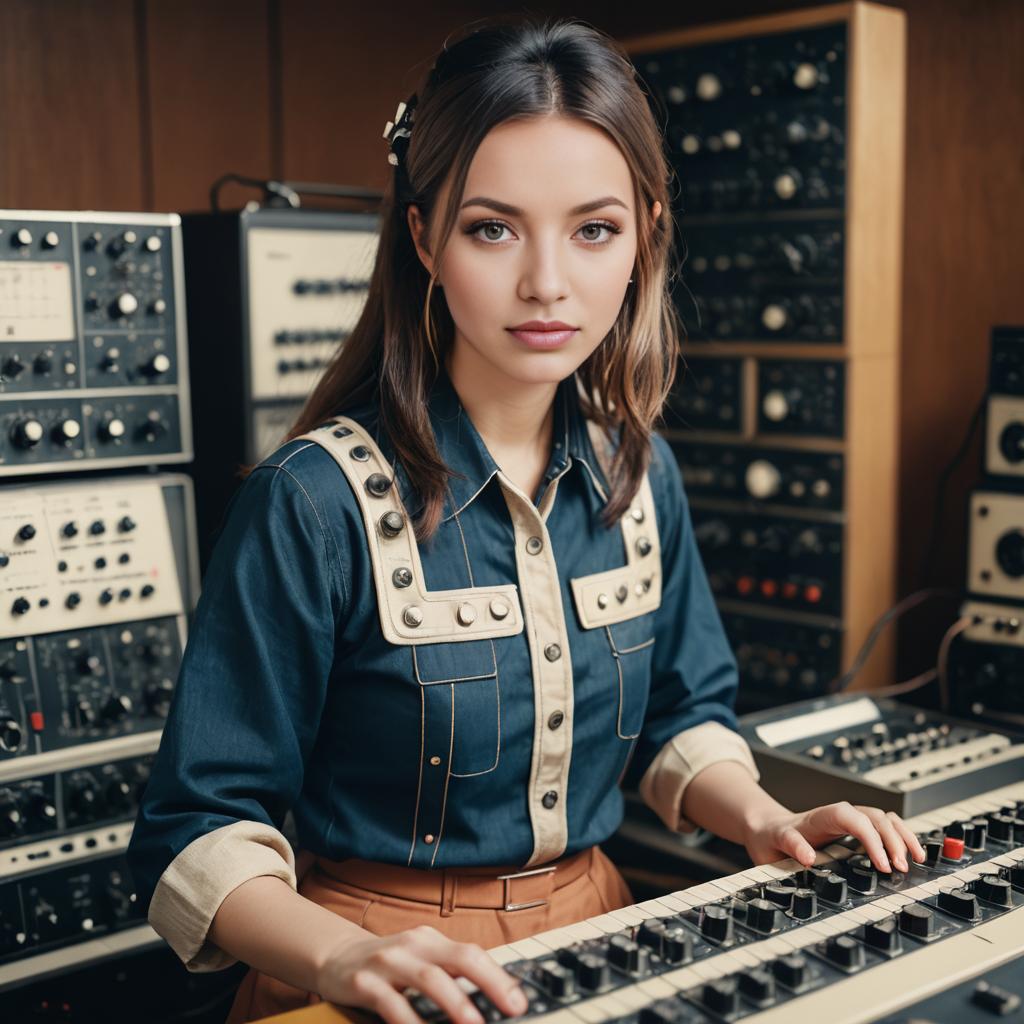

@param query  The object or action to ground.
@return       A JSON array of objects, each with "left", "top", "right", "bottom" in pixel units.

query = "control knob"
[
  {"left": 745, "top": 897, "right": 778, "bottom": 934},
  {"left": 12, "top": 228, "right": 33, "bottom": 247},
  {"left": 52, "top": 418, "right": 81, "bottom": 445},
  {"left": 938, "top": 887, "right": 980, "bottom": 920},
  {"left": 110, "top": 292, "right": 139, "bottom": 318},
  {"left": 12, "top": 418, "right": 44, "bottom": 449},
  {"left": 0, "top": 789, "right": 23, "bottom": 838},
  {"left": 0, "top": 719, "right": 23, "bottom": 752},
  {"left": 2, "top": 354, "right": 25, "bottom": 379},
  {"left": 98, "top": 417, "right": 127, "bottom": 442},
  {"left": 76, "top": 652, "right": 104, "bottom": 677},
  {"left": 33, "top": 349, "right": 54, "bottom": 374},
  {"left": 863, "top": 917, "right": 901, "bottom": 954},
  {"left": 606, "top": 934, "right": 649, "bottom": 974},
  {"left": 536, "top": 959, "right": 575, "bottom": 1000},
  {"left": 898, "top": 903, "right": 935, "bottom": 938},
  {"left": 103, "top": 775, "right": 133, "bottom": 814},
  {"left": 25, "top": 790, "right": 57, "bottom": 826},
  {"left": 738, "top": 968, "right": 776, "bottom": 1005},
  {"left": 702, "top": 978, "right": 738, "bottom": 1016},
  {"left": 101, "top": 693, "right": 133, "bottom": 722},
  {"left": 699, "top": 903, "right": 733, "bottom": 944},
  {"left": 746, "top": 459, "right": 782, "bottom": 500},
  {"left": 974, "top": 874, "right": 1013, "bottom": 906},
  {"left": 762, "top": 389, "right": 791, "bottom": 422},
  {"left": 67, "top": 774, "right": 100, "bottom": 816},
  {"left": 140, "top": 353, "right": 171, "bottom": 378},
  {"left": 825, "top": 934, "right": 865, "bottom": 969},
  {"left": 772, "top": 953, "right": 808, "bottom": 989}
]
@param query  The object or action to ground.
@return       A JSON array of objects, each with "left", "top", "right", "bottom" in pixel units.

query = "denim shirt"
[{"left": 127, "top": 368, "right": 757, "bottom": 971}]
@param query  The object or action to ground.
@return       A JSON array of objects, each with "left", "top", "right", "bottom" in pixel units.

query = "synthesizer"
[{"left": 272, "top": 776, "right": 1024, "bottom": 1024}]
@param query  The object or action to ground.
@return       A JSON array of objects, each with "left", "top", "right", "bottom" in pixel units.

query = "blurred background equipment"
[
  {"left": 0, "top": 211, "right": 192, "bottom": 474},
  {"left": 627, "top": 3, "right": 906, "bottom": 711},
  {"left": 181, "top": 198, "right": 379, "bottom": 567}
]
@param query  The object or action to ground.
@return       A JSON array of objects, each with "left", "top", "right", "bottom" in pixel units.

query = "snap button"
[
  {"left": 548, "top": 710, "right": 564, "bottom": 730},
  {"left": 542, "top": 791, "right": 558, "bottom": 809},
  {"left": 525, "top": 536, "right": 543, "bottom": 555},
  {"left": 365, "top": 473, "right": 392, "bottom": 497},
  {"left": 630, "top": 507, "right": 645, "bottom": 523},
  {"left": 642, "top": 577, "right": 653, "bottom": 592},
  {"left": 597, "top": 593, "right": 609, "bottom": 609},
  {"left": 379, "top": 511, "right": 405, "bottom": 537},
  {"left": 544, "top": 643, "right": 561, "bottom": 662},
  {"left": 456, "top": 603, "right": 477, "bottom": 626},
  {"left": 350, "top": 445, "right": 370, "bottom": 462},
  {"left": 402, "top": 605, "right": 423, "bottom": 627},
  {"left": 634, "top": 582, "right": 645, "bottom": 598},
  {"left": 489, "top": 598, "right": 510, "bottom": 620},
  {"left": 429, "top": 755, "right": 441, "bottom": 766},
  {"left": 392, "top": 566, "right": 413, "bottom": 588},
  {"left": 424, "top": 834, "right": 435, "bottom": 844},
  {"left": 332, "top": 426, "right": 352, "bottom": 438},
  {"left": 616, "top": 585, "right": 628, "bottom": 603},
  {"left": 636, "top": 537, "right": 652, "bottom": 557}
]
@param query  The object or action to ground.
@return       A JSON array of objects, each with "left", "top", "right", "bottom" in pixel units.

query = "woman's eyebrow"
[{"left": 460, "top": 196, "right": 628, "bottom": 216}]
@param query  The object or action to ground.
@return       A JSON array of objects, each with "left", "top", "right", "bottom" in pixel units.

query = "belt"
[{"left": 314, "top": 846, "right": 596, "bottom": 916}]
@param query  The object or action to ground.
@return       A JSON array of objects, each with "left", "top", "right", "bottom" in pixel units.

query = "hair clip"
[{"left": 383, "top": 97, "right": 416, "bottom": 166}]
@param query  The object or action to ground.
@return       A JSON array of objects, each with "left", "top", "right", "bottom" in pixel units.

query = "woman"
[{"left": 127, "top": 16, "right": 924, "bottom": 1024}]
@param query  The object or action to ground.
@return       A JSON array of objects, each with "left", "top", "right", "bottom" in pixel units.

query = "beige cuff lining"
[
  {"left": 147, "top": 820, "right": 297, "bottom": 972},
  {"left": 638, "top": 721, "right": 760, "bottom": 834}
]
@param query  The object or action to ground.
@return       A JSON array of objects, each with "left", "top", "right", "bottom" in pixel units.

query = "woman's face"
[{"left": 409, "top": 114, "right": 660, "bottom": 390}]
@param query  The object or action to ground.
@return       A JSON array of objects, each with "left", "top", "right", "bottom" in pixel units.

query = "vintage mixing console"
[{"left": 272, "top": 776, "right": 1024, "bottom": 1024}]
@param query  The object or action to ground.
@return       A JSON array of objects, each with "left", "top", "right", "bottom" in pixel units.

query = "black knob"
[
  {"left": 99, "top": 588, "right": 114, "bottom": 605},
  {"left": 0, "top": 791, "right": 24, "bottom": 838},
  {"left": 536, "top": 959, "right": 574, "bottom": 1000},
  {"left": 103, "top": 778, "right": 133, "bottom": 814},
  {"left": 1002, "top": 862, "right": 1024, "bottom": 890},
  {"left": 790, "top": 887, "right": 818, "bottom": 919},
  {"left": 996, "top": 530, "right": 1024, "bottom": 578},
  {"left": 137, "top": 415, "right": 167, "bottom": 442},
  {"left": 101, "top": 694, "right": 133, "bottom": 722},
  {"left": 140, "top": 583, "right": 155, "bottom": 598},
  {"left": 814, "top": 871, "right": 848, "bottom": 904},
  {"left": 12, "top": 418, "right": 44, "bottom": 448},
  {"left": 0, "top": 719, "right": 23, "bottom": 752},
  {"left": 61, "top": 521, "right": 78, "bottom": 539},
  {"left": 34, "top": 349, "right": 53, "bottom": 374},
  {"left": 68, "top": 776, "right": 100, "bottom": 816},
  {"left": 139, "top": 353, "right": 171, "bottom": 378},
  {"left": 75, "top": 699, "right": 96, "bottom": 727},
  {"left": 2, "top": 354, "right": 25, "bottom": 379},
  {"left": 76, "top": 653, "right": 103, "bottom": 676},
  {"left": 11, "top": 597, "right": 30, "bottom": 616},
  {"left": 699, "top": 903, "right": 734, "bottom": 944},
  {"left": 846, "top": 856, "right": 877, "bottom": 893},
  {"left": 17, "top": 524, "right": 36, "bottom": 541},
  {"left": 772, "top": 953, "right": 808, "bottom": 989},
  {"left": 764, "top": 880, "right": 796, "bottom": 908},
  {"left": 825, "top": 934, "right": 865, "bottom": 969},
  {"left": 562, "top": 950, "right": 608, "bottom": 991},
  {"left": 606, "top": 934, "right": 648, "bottom": 974},
  {"left": 89, "top": 519, "right": 106, "bottom": 536},
  {"left": 899, "top": 903, "right": 935, "bottom": 938},
  {"left": 25, "top": 791, "right": 57, "bottom": 826},
  {"left": 702, "top": 978, "right": 738, "bottom": 1016},
  {"left": 745, "top": 897, "right": 778, "bottom": 934},
  {"left": 659, "top": 925, "right": 692, "bottom": 965},
  {"left": 967, "top": 819, "right": 988, "bottom": 850},
  {"left": 972, "top": 981, "right": 1023, "bottom": 1016},
  {"left": 65, "top": 591, "right": 81, "bottom": 609},
  {"left": 738, "top": 968, "right": 776, "bottom": 1004},
  {"left": 863, "top": 917, "right": 902, "bottom": 954},
  {"left": 938, "top": 887, "right": 980, "bottom": 920},
  {"left": 974, "top": 874, "right": 1013, "bottom": 907},
  {"left": 117, "top": 516, "right": 136, "bottom": 533},
  {"left": 146, "top": 679, "right": 175, "bottom": 716},
  {"left": 924, "top": 839, "right": 943, "bottom": 865},
  {"left": 988, "top": 814, "right": 1015, "bottom": 842},
  {"left": 639, "top": 999, "right": 691, "bottom": 1024}
]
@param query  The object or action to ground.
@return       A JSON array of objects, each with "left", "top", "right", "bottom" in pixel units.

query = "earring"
[{"left": 628, "top": 277, "right": 634, "bottom": 284}]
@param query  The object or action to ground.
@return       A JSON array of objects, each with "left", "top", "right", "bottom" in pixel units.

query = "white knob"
[
  {"left": 104, "top": 418, "right": 126, "bottom": 439},
  {"left": 793, "top": 62, "right": 819, "bottom": 90},
  {"left": 150, "top": 298, "right": 167, "bottom": 315},
  {"left": 812, "top": 479, "right": 831, "bottom": 498},
  {"left": 761, "top": 304, "right": 789, "bottom": 332},
  {"left": 721, "top": 129, "right": 742, "bottom": 149},
  {"left": 149, "top": 353, "right": 171, "bottom": 375},
  {"left": 57, "top": 419, "right": 81, "bottom": 440},
  {"left": 746, "top": 460, "right": 782, "bottom": 499},
  {"left": 696, "top": 72, "right": 722, "bottom": 101},
  {"left": 762, "top": 390, "right": 790, "bottom": 422},
  {"left": 681, "top": 134, "right": 701, "bottom": 155},
  {"left": 144, "top": 235, "right": 162, "bottom": 252},
  {"left": 43, "top": 231, "right": 60, "bottom": 248},
  {"left": 774, "top": 173, "right": 799, "bottom": 200},
  {"left": 114, "top": 293, "right": 138, "bottom": 317}
]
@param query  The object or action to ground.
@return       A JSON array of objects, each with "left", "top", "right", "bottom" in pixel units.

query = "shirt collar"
[{"left": 389, "top": 366, "right": 610, "bottom": 523}]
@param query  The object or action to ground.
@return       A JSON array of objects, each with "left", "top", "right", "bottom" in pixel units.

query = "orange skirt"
[{"left": 225, "top": 845, "right": 633, "bottom": 1023}]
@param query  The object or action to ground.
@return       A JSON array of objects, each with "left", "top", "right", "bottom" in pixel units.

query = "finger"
[
  {"left": 825, "top": 802, "right": 891, "bottom": 872},
  {"left": 349, "top": 969, "right": 421, "bottom": 1024},
  {"left": 406, "top": 961, "right": 485, "bottom": 1024},
  {"left": 779, "top": 826, "right": 817, "bottom": 867},
  {"left": 862, "top": 808, "right": 910, "bottom": 872},
  {"left": 887, "top": 811, "right": 927, "bottom": 863},
  {"left": 436, "top": 941, "right": 529, "bottom": 1018}
]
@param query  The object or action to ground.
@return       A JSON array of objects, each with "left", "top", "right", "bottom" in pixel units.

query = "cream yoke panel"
[{"left": 297, "top": 418, "right": 524, "bottom": 644}]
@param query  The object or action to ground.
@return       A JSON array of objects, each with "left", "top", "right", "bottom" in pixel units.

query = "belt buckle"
[{"left": 496, "top": 865, "right": 557, "bottom": 912}]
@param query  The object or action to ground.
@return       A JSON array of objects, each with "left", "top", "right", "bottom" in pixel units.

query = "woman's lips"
[{"left": 507, "top": 328, "right": 578, "bottom": 350}]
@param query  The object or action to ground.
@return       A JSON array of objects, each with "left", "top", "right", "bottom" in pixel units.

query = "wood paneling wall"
[{"left": 1, "top": 0, "right": 1022, "bottom": 686}]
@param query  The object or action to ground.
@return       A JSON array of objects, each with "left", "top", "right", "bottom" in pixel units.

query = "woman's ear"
[
  {"left": 407, "top": 204, "right": 435, "bottom": 276},
  {"left": 650, "top": 200, "right": 663, "bottom": 234}
]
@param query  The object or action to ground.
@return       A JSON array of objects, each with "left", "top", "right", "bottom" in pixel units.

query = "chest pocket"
[
  {"left": 571, "top": 425, "right": 662, "bottom": 743},
  {"left": 413, "top": 640, "right": 500, "bottom": 776}
]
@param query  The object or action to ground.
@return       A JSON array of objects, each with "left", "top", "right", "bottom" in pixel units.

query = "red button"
[
  {"left": 737, "top": 577, "right": 755, "bottom": 596},
  {"left": 804, "top": 584, "right": 823, "bottom": 604},
  {"left": 942, "top": 836, "right": 965, "bottom": 861},
  {"left": 760, "top": 580, "right": 778, "bottom": 598},
  {"left": 30, "top": 711, "right": 44, "bottom": 732},
  {"left": 782, "top": 582, "right": 799, "bottom": 599}
]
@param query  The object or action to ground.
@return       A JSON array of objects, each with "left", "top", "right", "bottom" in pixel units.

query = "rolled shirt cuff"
[
  {"left": 638, "top": 721, "right": 760, "bottom": 833},
  {"left": 147, "top": 820, "right": 297, "bottom": 972}
]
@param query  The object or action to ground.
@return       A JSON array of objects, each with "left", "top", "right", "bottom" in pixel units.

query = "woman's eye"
[{"left": 467, "top": 219, "right": 622, "bottom": 246}]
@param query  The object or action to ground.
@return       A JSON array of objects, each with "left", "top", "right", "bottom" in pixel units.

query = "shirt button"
[
  {"left": 542, "top": 791, "right": 558, "bottom": 809},
  {"left": 526, "top": 536, "right": 544, "bottom": 555},
  {"left": 424, "top": 834, "right": 435, "bottom": 844},
  {"left": 548, "top": 710, "right": 564, "bottom": 730},
  {"left": 429, "top": 755, "right": 441, "bottom": 766},
  {"left": 544, "top": 643, "right": 562, "bottom": 662}
]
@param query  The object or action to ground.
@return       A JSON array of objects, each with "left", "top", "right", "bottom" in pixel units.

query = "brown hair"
[{"left": 286, "top": 15, "right": 682, "bottom": 542}]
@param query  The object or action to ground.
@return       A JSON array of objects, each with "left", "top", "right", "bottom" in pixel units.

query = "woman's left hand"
[{"left": 743, "top": 801, "right": 927, "bottom": 872}]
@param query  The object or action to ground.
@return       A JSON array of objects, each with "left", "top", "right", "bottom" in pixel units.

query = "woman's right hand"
[{"left": 316, "top": 924, "right": 530, "bottom": 1024}]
